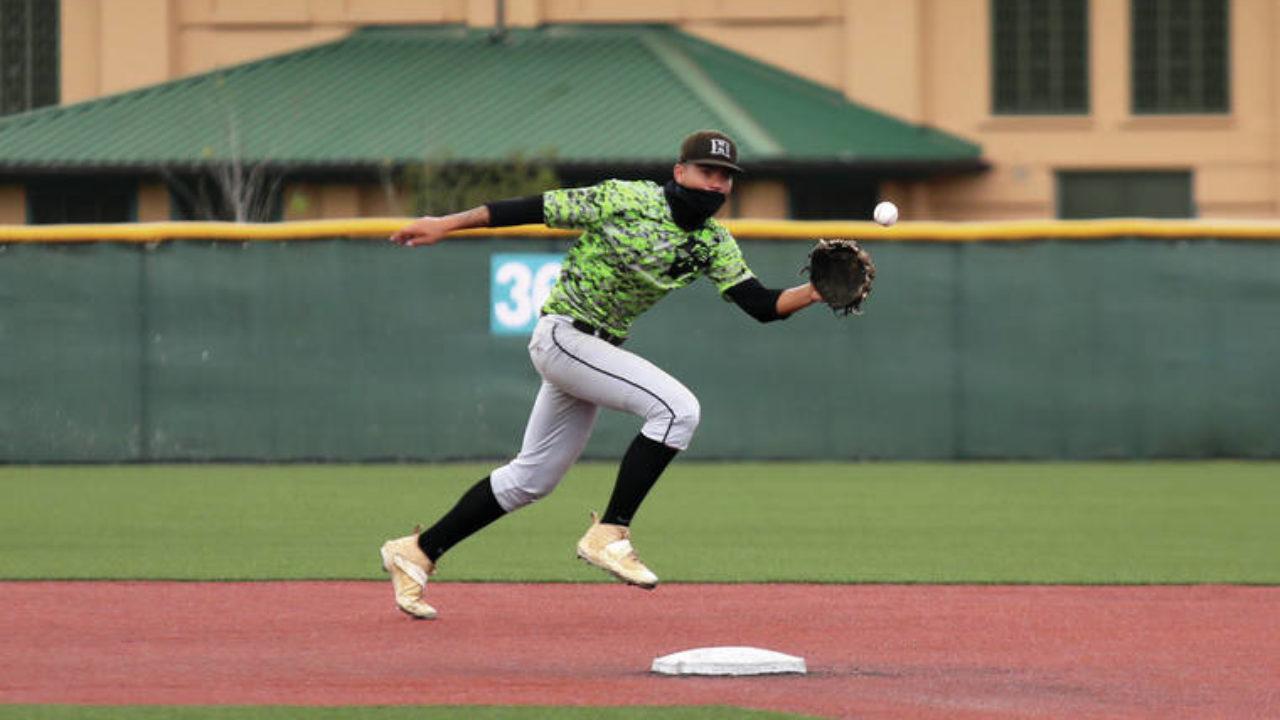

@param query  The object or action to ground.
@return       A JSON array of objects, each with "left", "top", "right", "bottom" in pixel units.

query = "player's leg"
[
  {"left": 408, "top": 381, "right": 597, "bottom": 566},
  {"left": 534, "top": 318, "right": 700, "bottom": 455},
  {"left": 486, "top": 380, "right": 600, "bottom": 512},
  {"left": 415, "top": 476, "right": 505, "bottom": 563},
  {"left": 380, "top": 370, "right": 598, "bottom": 619},
  {"left": 534, "top": 317, "right": 700, "bottom": 588},
  {"left": 602, "top": 433, "right": 678, "bottom": 527},
  {"left": 573, "top": 432, "right": 676, "bottom": 590}
]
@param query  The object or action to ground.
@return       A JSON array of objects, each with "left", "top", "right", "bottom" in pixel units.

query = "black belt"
[{"left": 571, "top": 319, "right": 625, "bottom": 346}]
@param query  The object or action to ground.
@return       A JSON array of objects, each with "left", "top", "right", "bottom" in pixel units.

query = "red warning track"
[{"left": 1, "top": 582, "right": 1276, "bottom": 719}]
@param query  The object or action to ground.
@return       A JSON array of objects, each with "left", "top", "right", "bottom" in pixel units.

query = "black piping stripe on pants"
[{"left": 550, "top": 324, "right": 677, "bottom": 446}]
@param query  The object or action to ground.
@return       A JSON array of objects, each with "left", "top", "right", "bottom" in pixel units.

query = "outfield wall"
[{"left": 2, "top": 220, "right": 1277, "bottom": 462}]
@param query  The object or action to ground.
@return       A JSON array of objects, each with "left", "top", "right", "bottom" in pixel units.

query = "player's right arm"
[
  {"left": 391, "top": 206, "right": 490, "bottom": 247},
  {"left": 391, "top": 194, "right": 548, "bottom": 247}
]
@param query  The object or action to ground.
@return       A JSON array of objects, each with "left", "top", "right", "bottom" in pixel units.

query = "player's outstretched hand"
[{"left": 390, "top": 216, "right": 451, "bottom": 247}]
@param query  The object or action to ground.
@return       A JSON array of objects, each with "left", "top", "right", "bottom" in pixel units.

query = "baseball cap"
[{"left": 678, "top": 130, "right": 743, "bottom": 174}]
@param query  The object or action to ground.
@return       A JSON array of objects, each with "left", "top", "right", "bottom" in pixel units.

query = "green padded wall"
[{"left": 2, "top": 236, "right": 1276, "bottom": 462}]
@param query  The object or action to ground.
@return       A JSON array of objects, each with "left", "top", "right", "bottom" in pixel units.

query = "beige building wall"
[
  {"left": 0, "top": 185, "right": 25, "bottom": 223},
  {"left": 909, "top": 0, "right": 1279, "bottom": 220},
  {"left": 54, "top": 0, "right": 1280, "bottom": 221},
  {"left": 136, "top": 182, "right": 171, "bottom": 221}
]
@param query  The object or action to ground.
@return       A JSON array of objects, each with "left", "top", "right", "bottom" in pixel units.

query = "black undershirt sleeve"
[
  {"left": 485, "top": 194, "right": 545, "bottom": 227},
  {"left": 725, "top": 277, "right": 787, "bottom": 323}
]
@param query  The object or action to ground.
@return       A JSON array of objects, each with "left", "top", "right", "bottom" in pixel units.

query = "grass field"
[
  {"left": 3, "top": 461, "right": 1276, "bottom": 720},
  {"left": 1, "top": 461, "right": 1276, "bottom": 584}
]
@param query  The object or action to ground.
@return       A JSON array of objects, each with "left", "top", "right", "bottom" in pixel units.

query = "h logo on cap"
[{"left": 679, "top": 130, "right": 743, "bottom": 173}]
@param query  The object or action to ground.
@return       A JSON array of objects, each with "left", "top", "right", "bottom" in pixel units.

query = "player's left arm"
[
  {"left": 711, "top": 225, "right": 822, "bottom": 322},
  {"left": 725, "top": 278, "right": 823, "bottom": 322},
  {"left": 776, "top": 282, "right": 825, "bottom": 314}
]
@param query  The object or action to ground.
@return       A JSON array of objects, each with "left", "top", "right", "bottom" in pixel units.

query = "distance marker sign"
[{"left": 490, "top": 254, "right": 563, "bottom": 335}]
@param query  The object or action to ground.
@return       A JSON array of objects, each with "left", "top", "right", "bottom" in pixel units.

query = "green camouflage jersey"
[{"left": 541, "top": 179, "right": 754, "bottom": 338}]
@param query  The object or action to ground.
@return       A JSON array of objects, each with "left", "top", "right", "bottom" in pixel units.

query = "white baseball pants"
[{"left": 488, "top": 314, "right": 700, "bottom": 512}]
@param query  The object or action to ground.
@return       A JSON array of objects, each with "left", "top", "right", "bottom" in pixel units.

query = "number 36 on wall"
[{"left": 490, "top": 254, "right": 563, "bottom": 335}]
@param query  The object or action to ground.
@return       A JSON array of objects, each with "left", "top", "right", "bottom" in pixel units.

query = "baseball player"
[{"left": 380, "top": 130, "right": 827, "bottom": 619}]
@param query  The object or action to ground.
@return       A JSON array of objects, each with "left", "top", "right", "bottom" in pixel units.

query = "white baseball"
[{"left": 873, "top": 201, "right": 899, "bottom": 227}]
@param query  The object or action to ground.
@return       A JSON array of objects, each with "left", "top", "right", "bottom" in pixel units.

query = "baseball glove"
[{"left": 804, "top": 239, "right": 875, "bottom": 316}]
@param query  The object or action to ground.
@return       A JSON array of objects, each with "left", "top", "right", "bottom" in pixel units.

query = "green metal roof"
[{"left": 0, "top": 25, "right": 982, "bottom": 172}]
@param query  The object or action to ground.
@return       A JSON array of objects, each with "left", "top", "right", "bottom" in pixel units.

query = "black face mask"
[{"left": 664, "top": 180, "right": 726, "bottom": 231}]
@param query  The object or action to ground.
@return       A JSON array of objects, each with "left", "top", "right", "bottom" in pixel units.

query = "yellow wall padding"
[{"left": 3, "top": 217, "right": 1280, "bottom": 243}]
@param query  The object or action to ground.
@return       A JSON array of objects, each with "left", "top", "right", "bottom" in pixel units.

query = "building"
[{"left": 0, "top": 0, "right": 1268, "bottom": 223}]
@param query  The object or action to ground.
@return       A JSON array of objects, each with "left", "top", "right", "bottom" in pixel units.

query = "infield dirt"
[{"left": 1, "top": 582, "right": 1276, "bottom": 719}]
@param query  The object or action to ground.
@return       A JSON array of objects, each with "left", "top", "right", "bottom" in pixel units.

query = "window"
[
  {"left": 1057, "top": 170, "right": 1193, "bottom": 218},
  {"left": 992, "top": 0, "right": 1089, "bottom": 114},
  {"left": 27, "top": 177, "right": 136, "bottom": 224},
  {"left": 1132, "top": 0, "right": 1229, "bottom": 114},
  {"left": 786, "top": 176, "right": 879, "bottom": 221},
  {"left": 0, "top": 0, "right": 58, "bottom": 116}
]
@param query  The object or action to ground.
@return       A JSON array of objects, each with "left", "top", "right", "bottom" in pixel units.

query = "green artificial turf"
[
  {"left": 1, "top": 461, "right": 1276, "bottom": 583},
  {"left": 0, "top": 707, "right": 818, "bottom": 720}
]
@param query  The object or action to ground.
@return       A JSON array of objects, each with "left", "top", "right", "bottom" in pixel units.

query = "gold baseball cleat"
[
  {"left": 576, "top": 511, "right": 659, "bottom": 589},
  {"left": 379, "top": 527, "right": 438, "bottom": 619}
]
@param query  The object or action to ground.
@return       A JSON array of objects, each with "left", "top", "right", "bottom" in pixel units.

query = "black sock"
[
  {"left": 601, "top": 434, "right": 678, "bottom": 526},
  {"left": 418, "top": 476, "right": 506, "bottom": 563}
]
